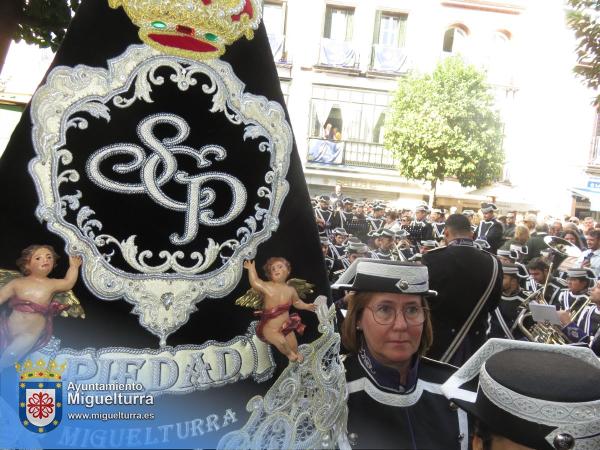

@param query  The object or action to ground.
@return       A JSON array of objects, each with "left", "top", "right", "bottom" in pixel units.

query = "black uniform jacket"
[
  {"left": 475, "top": 219, "right": 503, "bottom": 254},
  {"left": 344, "top": 351, "right": 469, "bottom": 450},
  {"left": 422, "top": 241, "right": 502, "bottom": 364}
]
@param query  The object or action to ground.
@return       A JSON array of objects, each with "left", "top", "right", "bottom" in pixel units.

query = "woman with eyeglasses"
[{"left": 333, "top": 260, "right": 469, "bottom": 450}]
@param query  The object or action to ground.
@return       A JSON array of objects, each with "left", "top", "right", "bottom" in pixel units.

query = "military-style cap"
[
  {"left": 415, "top": 204, "right": 430, "bottom": 213},
  {"left": 420, "top": 240, "right": 438, "bottom": 248},
  {"left": 379, "top": 228, "right": 396, "bottom": 239},
  {"left": 497, "top": 249, "right": 513, "bottom": 259},
  {"left": 474, "top": 239, "right": 491, "bottom": 250},
  {"left": 317, "top": 195, "right": 330, "bottom": 202},
  {"left": 342, "top": 197, "right": 355, "bottom": 205},
  {"left": 566, "top": 268, "right": 596, "bottom": 281},
  {"left": 367, "top": 230, "right": 381, "bottom": 238},
  {"left": 394, "top": 229, "right": 409, "bottom": 239},
  {"left": 319, "top": 236, "right": 331, "bottom": 246},
  {"left": 332, "top": 227, "right": 348, "bottom": 236},
  {"left": 345, "top": 241, "right": 369, "bottom": 255},
  {"left": 442, "top": 339, "right": 600, "bottom": 450},
  {"left": 502, "top": 263, "right": 529, "bottom": 278},
  {"left": 509, "top": 244, "right": 528, "bottom": 255},
  {"left": 480, "top": 202, "right": 498, "bottom": 214},
  {"left": 331, "top": 259, "right": 437, "bottom": 295},
  {"left": 462, "top": 209, "right": 475, "bottom": 217},
  {"left": 372, "top": 203, "right": 385, "bottom": 211}
]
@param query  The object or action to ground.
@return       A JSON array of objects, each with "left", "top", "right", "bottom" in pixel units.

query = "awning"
[{"left": 569, "top": 188, "right": 600, "bottom": 212}]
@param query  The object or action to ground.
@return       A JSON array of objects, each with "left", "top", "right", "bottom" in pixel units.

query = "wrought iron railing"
[{"left": 306, "top": 138, "right": 398, "bottom": 170}]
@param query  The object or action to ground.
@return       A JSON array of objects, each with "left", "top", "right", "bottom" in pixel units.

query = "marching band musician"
[
  {"left": 558, "top": 268, "right": 594, "bottom": 311},
  {"left": 367, "top": 203, "right": 386, "bottom": 233},
  {"left": 335, "top": 260, "right": 469, "bottom": 450},
  {"left": 475, "top": 202, "right": 504, "bottom": 254},
  {"left": 462, "top": 209, "right": 477, "bottom": 233},
  {"left": 314, "top": 195, "right": 333, "bottom": 237},
  {"left": 442, "top": 339, "right": 600, "bottom": 450},
  {"left": 395, "top": 229, "right": 415, "bottom": 260},
  {"left": 345, "top": 202, "right": 370, "bottom": 244},
  {"left": 431, "top": 208, "right": 446, "bottom": 242},
  {"left": 558, "top": 281, "right": 600, "bottom": 349},
  {"left": 332, "top": 197, "right": 355, "bottom": 230},
  {"left": 526, "top": 257, "right": 567, "bottom": 306},
  {"left": 422, "top": 214, "right": 502, "bottom": 365},
  {"left": 329, "top": 228, "right": 349, "bottom": 261},
  {"left": 489, "top": 264, "right": 533, "bottom": 340},
  {"left": 406, "top": 204, "right": 434, "bottom": 245},
  {"left": 320, "top": 236, "right": 344, "bottom": 283},
  {"left": 375, "top": 229, "right": 399, "bottom": 260}
]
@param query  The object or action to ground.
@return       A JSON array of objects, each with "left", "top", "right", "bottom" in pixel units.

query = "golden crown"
[
  {"left": 15, "top": 359, "right": 67, "bottom": 381},
  {"left": 109, "top": 0, "right": 262, "bottom": 60}
]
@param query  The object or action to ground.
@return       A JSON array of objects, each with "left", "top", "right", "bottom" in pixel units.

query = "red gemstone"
[
  {"left": 201, "top": 0, "right": 211, "bottom": 4},
  {"left": 176, "top": 25, "right": 194, "bottom": 36},
  {"left": 148, "top": 34, "right": 218, "bottom": 53}
]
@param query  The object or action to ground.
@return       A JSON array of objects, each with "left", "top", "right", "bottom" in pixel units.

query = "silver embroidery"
[
  {"left": 217, "top": 296, "right": 349, "bottom": 450},
  {"left": 29, "top": 44, "right": 293, "bottom": 346}
]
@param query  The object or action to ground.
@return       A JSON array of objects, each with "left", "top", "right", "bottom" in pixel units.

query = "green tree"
[
  {"left": 0, "top": 0, "right": 80, "bottom": 74},
  {"left": 384, "top": 56, "right": 505, "bottom": 205},
  {"left": 567, "top": 0, "right": 600, "bottom": 106}
]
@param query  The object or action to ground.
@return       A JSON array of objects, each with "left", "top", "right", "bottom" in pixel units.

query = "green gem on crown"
[
  {"left": 151, "top": 21, "right": 167, "bottom": 29},
  {"left": 204, "top": 33, "right": 218, "bottom": 42}
]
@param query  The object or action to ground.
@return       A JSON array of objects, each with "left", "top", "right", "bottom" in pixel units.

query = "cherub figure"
[
  {"left": 0, "top": 245, "right": 84, "bottom": 369},
  {"left": 239, "top": 258, "right": 316, "bottom": 362}
]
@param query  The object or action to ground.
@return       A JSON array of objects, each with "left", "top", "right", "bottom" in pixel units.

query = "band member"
[
  {"left": 558, "top": 268, "right": 594, "bottom": 311},
  {"left": 314, "top": 195, "right": 333, "bottom": 237},
  {"left": 334, "top": 260, "right": 469, "bottom": 449},
  {"left": 394, "top": 229, "right": 414, "bottom": 260},
  {"left": 422, "top": 214, "right": 502, "bottom": 365},
  {"left": 497, "top": 249, "right": 515, "bottom": 265},
  {"left": 345, "top": 202, "right": 370, "bottom": 244},
  {"left": 366, "top": 203, "right": 385, "bottom": 233},
  {"left": 462, "top": 209, "right": 477, "bottom": 233},
  {"left": 502, "top": 211, "right": 516, "bottom": 240},
  {"left": 375, "top": 229, "right": 398, "bottom": 260},
  {"left": 332, "top": 197, "right": 355, "bottom": 230},
  {"left": 558, "top": 281, "right": 600, "bottom": 347},
  {"left": 431, "top": 208, "right": 446, "bottom": 242},
  {"left": 442, "top": 339, "right": 600, "bottom": 450},
  {"left": 329, "top": 228, "right": 349, "bottom": 261},
  {"left": 489, "top": 264, "right": 532, "bottom": 340},
  {"left": 406, "top": 204, "right": 433, "bottom": 245},
  {"left": 343, "top": 240, "right": 370, "bottom": 268},
  {"left": 321, "top": 236, "right": 344, "bottom": 283},
  {"left": 526, "top": 257, "right": 567, "bottom": 306},
  {"left": 475, "top": 202, "right": 503, "bottom": 254}
]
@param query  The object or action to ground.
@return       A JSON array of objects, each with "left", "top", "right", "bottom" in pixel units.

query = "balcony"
[
  {"left": 369, "top": 44, "right": 408, "bottom": 75},
  {"left": 315, "top": 38, "right": 360, "bottom": 74},
  {"left": 306, "top": 138, "right": 398, "bottom": 170}
]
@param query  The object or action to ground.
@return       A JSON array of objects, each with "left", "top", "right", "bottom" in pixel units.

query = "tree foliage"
[
  {"left": 0, "top": 0, "right": 80, "bottom": 73},
  {"left": 384, "top": 57, "right": 505, "bottom": 198},
  {"left": 15, "top": 0, "right": 80, "bottom": 51},
  {"left": 567, "top": 0, "right": 600, "bottom": 105}
]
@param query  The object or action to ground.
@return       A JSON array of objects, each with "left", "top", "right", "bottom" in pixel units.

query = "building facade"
[
  {"left": 262, "top": 0, "right": 598, "bottom": 215},
  {"left": 0, "top": 0, "right": 598, "bottom": 216}
]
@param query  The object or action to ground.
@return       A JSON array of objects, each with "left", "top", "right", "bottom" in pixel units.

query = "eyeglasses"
[{"left": 365, "top": 304, "right": 428, "bottom": 326}]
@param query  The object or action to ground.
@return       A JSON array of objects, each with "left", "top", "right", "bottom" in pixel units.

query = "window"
[
  {"left": 374, "top": 12, "right": 407, "bottom": 48},
  {"left": 324, "top": 6, "right": 354, "bottom": 41},
  {"left": 263, "top": 2, "right": 286, "bottom": 61},
  {"left": 486, "top": 30, "right": 511, "bottom": 84},
  {"left": 442, "top": 25, "right": 468, "bottom": 54},
  {"left": 371, "top": 12, "right": 408, "bottom": 72},
  {"left": 310, "top": 85, "right": 391, "bottom": 143}
]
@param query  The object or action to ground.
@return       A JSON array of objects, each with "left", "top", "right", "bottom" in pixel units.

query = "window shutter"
[
  {"left": 346, "top": 9, "right": 354, "bottom": 41},
  {"left": 397, "top": 14, "right": 408, "bottom": 48},
  {"left": 324, "top": 6, "right": 332, "bottom": 38},
  {"left": 373, "top": 11, "right": 382, "bottom": 45}
]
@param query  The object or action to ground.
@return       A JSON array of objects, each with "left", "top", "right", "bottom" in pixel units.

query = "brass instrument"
[{"left": 514, "top": 239, "right": 583, "bottom": 345}]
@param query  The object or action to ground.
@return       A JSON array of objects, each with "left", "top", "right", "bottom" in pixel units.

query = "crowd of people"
[{"left": 315, "top": 191, "right": 600, "bottom": 449}]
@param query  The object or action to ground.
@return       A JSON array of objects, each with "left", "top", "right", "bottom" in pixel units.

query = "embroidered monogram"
[
  {"left": 86, "top": 113, "right": 247, "bottom": 246},
  {"left": 29, "top": 45, "right": 293, "bottom": 346}
]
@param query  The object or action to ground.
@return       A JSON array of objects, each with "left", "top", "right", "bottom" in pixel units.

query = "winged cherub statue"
[
  {"left": 238, "top": 258, "right": 316, "bottom": 363},
  {"left": 0, "top": 245, "right": 85, "bottom": 369}
]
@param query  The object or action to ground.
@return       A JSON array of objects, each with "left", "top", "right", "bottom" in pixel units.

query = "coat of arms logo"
[{"left": 17, "top": 359, "right": 66, "bottom": 433}]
